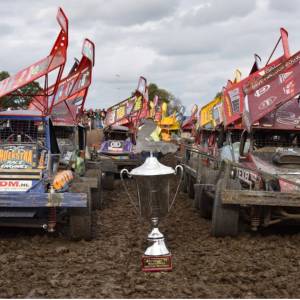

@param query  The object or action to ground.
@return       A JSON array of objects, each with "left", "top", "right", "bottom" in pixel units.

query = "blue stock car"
[{"left": 0, "top": 110, "right": 92, "bottom": 240}]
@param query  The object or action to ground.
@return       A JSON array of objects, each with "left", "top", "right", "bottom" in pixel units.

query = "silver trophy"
[{"left": 120, "top": 153, "right": 183, "bottom": 272}]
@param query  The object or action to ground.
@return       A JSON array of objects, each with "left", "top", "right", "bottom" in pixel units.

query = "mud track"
[{"left": 0, "top": 156, "right": 300, "bottom": 298}]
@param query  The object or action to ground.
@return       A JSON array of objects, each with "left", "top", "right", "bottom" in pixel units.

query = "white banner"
[{"left": 0, "top": 180, "right": 32, "bottom": 192}]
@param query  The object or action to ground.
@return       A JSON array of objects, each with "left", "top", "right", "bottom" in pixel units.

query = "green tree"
[
  {"left": 0, "top": 71, "right": 42, "bottom": 109},
  {"left": 0, "top": 71, "right": 9, "bottom": 81},
  {"left": 147, "top": 82, "right": 186, "bottom": 116},
  {"left": 148, "top": 82, "right": 175, "bottom": 103},
  {"left": 215, "top": 91, "right": 222, "bottom": 99}
]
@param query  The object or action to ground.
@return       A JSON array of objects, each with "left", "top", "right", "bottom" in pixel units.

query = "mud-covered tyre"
[
  {"left": 211, "top": 178, "right": 239, "bottom": 237},
  {"left": 193, "top": 167, "right": 212, "bottom": 217},
  {"left": 194, "top": 183, "right": 211, "bottom": 218},
  {"left": 187, "top": 174, "right": 195, "bottom": 199},
  {"left": 181, "top": 171, "right": 188, "bottom": 193},
  {"left": 69, "top": 185, "right": 92, "bottom": 241},
  {"left": 205, "top": 167, "right": 217, "bottom": 185},
  {"left": 102, "top": 172, "right": 114, "bottom": 190},
  {"left": 91, "top": 170, "right": 103, "bottom": 210}
]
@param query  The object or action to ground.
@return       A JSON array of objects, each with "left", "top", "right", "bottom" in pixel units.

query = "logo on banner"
[
  {"left": 228, "top": 88, "right": 240, "bottom": 113},
  {"left": 279, "top": 71, "right": 293, "bottom": 83},
  {"left": 258, "top": 96, "right": 277, "bottom": 111},
  {"left": 254, "top": 84, "right": 270, "bottom": 97},
  {"left": 276, "top": 111, "right": 300, "bottom": 126},
  {"left": 109, "top": 141, "right": 122, "bottom": 148},
  {"left": 283, "top": 80, "right": 295, "bottom": 95},
  {"left": 0, "top": 180, "right": 32, "bottom": 192}
]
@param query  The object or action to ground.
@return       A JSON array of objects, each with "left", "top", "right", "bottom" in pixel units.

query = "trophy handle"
[
  {"left": 169, "top": 165, "right": 184, "bottom": 211},
  {"left": 120, "top": 168, "right": 140, "bottom": 215}
]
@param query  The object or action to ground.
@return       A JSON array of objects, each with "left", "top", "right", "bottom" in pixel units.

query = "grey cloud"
[
  {"left": 63, "top": 0, "right": 180, "bottom": 27},
  {"left": 181, "top": 0, "right": 256, "bottom": 27},
  {"left": 0, "top": 23, "right": 14, "bottom": 36},
  {"left": 269, "top": 0, "right": 300, "bottom": 12},
  {"left": 3, "top": 0, "right": 300, "bottom": 113}
]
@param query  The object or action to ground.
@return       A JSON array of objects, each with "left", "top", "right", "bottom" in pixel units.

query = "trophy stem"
[
  {"left": 142, "top": 218, "right": 172, "bottom": 271},
  {"left": 150, "top": 217, "right": 159, "bottom": 231},
  {"left": 144, "top": 216, "right": 170, "bottom": 256}
]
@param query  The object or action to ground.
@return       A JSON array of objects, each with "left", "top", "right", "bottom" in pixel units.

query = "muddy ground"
[{"left": 0, "top": 157, "right": 300, "bottom": 298}]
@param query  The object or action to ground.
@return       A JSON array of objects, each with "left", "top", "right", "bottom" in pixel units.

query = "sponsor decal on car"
[
  {"left": 0, "top": 145, "right": 37, "bottom": 169},
  {"left": 258, "top": 96, "right": 277, "bottom": 110},
  {"left": 108, "top": 141, "right": 124, "bottom": 152},
  {"left": 0, "top": 180, "right": 32, "bottom": 192},
  {"left": 278, "top": 71, "right": 293, "bottom": 83},
  {"left": 254, "top": 84, "right": 271, "bottom": 97},
  {"left": 283, "top": 80, "right": 295, "bottom": 95}
]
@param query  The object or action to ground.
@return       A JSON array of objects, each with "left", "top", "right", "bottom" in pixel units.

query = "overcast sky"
[{"left": 1, "top": 0, "right": 300, "bottom": 113}]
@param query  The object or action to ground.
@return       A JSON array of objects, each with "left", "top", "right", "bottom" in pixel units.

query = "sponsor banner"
[
  {"left": 0, "top": 145, "right": 37, "bottom": 169},
  {"left": 105, "top": 97, "right": 135, "bottom": 126},
  {"left": 29, "top": 37, "right": 93, "bottom": 119},
  {"left": 51, "top": 67, "right": 91, "bottom": 106},
  {"left": 0, "top": 8, "right": 68, "bottom": 99},
  {"left": 104, "top": 77, "right": 148, "bottom": 127},
  {"left": 133, "top": 96, "right": 142, "bottom": 111},
  {"left": 243, "top": 52, "right": 300, "bottom": 129},
  {"left": 0, "top": 57, "right": 52, "bottom": 98},
  {"left": 223, "top": 82, "right": 244, "bottom": 127},
  {"left": 116, "top": 105, "right": 126, "bottom": 120},
  {"left": 126, "top": 99, "right": 135, "bottom": 115},
  {"left": 244, "top": 54, "right": 291, "bottom": 94},
  {"left": 223, "top": 55, "right": 285, "bottom": 127},
  {"left": 51, "top": 102, "right": 77, "bottom": 125},
  {"left": 105, "top": 95, "right": 147, "bottom": 126},
  {"left": 0, "top": 180, "right": 32, "bottom": 192},
  {"left": 257, "top": 98, "right": 300, "bottom": 129},
  {"left": 200, "top": 96, "right": 222, "bottom": 128}
]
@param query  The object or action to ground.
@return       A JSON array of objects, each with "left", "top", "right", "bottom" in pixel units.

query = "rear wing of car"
[
  {"left": 223, "top": 28, "right": 290, "bottom": 129},
  {"left": 29, "top": 39, "right": 95, "bottom": 125},
  {"left": 242, "top": 28, "right": 300, "bottom": 131},
  {"left": 199, "top": 96, "right": 223, "bottom": 129},
  {"left": 0, "top": 8, "right": 68, "bottom": 103},
  {"left": 181, "top": 104, "right": 198, "bottom": 131},
  {"left": 255, "top": 98, "right": 300, "bottom": 130},
  {"left": 104, "top": 76, "right": 149, "bottom": 128},
  {"left": 243, "top": 52, "right": 300, "bottom": 131}
]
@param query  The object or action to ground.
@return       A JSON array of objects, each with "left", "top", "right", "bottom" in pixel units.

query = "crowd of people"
[{"left": 81, "top": 108, "right": 107, "bottom": 129}]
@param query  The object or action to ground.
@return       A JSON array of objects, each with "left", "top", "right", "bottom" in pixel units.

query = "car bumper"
[
  {"left": 223, "top": 190, "right": 300, "bottom": 207},
  {"left": 0, "top": 192, "right": 87, "bottom": 208}
]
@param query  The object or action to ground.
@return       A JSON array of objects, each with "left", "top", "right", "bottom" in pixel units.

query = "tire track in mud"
[{"left": 0, "top": 156, "right": 300, "bottom": 297}]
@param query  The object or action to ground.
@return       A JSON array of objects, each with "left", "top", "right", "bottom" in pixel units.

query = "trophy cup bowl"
[{"left": 120, "top": 153, "right": 183, "bottom": 272}]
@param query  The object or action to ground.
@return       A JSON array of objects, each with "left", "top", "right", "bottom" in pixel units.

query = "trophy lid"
[{"left": 130, "top": 155, "right": 174, "bottom": 176}]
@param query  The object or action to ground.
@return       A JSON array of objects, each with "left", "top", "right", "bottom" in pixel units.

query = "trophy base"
[{"left": 141, "top": 254, "right": 172, "bottom": 272}]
